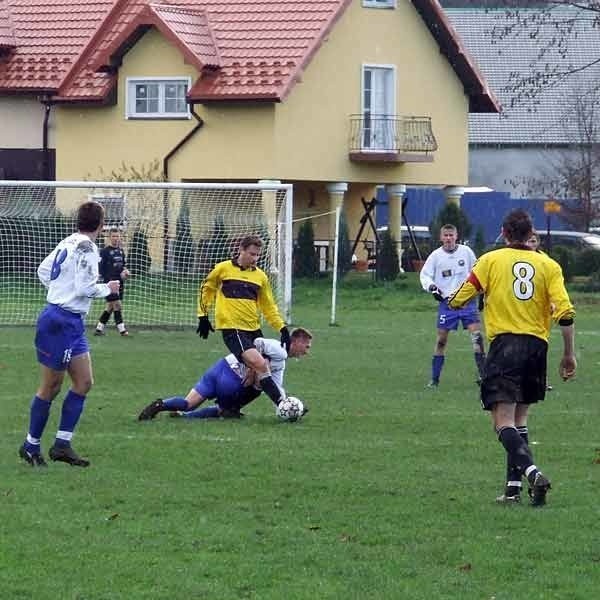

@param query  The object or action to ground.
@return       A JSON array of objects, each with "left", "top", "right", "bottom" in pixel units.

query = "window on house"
[
  {"left": 363, "top": 0, "right": 396, "bottom": 8},
  {"left": 362, "top": 65, "right": 396, "bottom": 151},
  {"left": 126, "top": 78, "right": 190, "bottom": 119}
]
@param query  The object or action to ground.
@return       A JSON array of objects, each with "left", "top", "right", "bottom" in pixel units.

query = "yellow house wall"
[{"left": 270, "top": 0, "right": 469, "bottom": 186}]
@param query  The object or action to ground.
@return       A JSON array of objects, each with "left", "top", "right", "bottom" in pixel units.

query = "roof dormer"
[{"left": 91, "top": 4, "right": 221, "bottom": 74}]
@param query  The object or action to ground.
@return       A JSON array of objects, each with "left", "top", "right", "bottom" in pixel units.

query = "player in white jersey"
[
  {"left": 137, "top": 328, "right": 313, "bottom": 420},
  {"left": 419, "top": 224, "right": 485, "bottom": 387},
  {"left": 19, "top": 202, "right": 121, "bottom": 468}
]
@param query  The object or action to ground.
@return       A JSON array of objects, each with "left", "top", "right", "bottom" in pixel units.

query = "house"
[
  {"left": 1, "top": 0, "right": 499, "bottom": 267},
  {"left": 448, "top": 8, "right": 600, "bottom": 199}
]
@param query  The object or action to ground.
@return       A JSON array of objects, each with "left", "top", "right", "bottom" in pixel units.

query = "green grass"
[{"left": 1, "top": 276, "right": 600, "bottom": 599}]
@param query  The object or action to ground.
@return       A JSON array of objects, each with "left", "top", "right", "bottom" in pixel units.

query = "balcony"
[{"left": 349, "top": 115, "right": 437, "bottom": 163}]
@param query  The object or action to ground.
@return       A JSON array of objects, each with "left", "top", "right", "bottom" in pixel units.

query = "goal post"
[{"left": 0, "top": 180, "right": 293, "bottom": 327}]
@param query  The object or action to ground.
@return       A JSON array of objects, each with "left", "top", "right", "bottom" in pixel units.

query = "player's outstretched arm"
[{"left": 559, "top": 322, "right": 576, "bottom": 381}]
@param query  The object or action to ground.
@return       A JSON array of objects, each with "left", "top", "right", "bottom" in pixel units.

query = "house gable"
[{"left": 91, "top": 4, "right": 221, "bottom": 75}]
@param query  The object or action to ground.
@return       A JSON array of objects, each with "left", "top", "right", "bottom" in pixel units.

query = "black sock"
[
  {"left": 99, "top": 310, "right": 111, "bottom": 325},
  {"left": 497, "top": 426, "right": 536, "bottom": 479},
  {"left": 505, "top": 425, "right": 530, "bottom": 493},
  {"left": 259, "top": 375, "right": 282, "bottom": 406},
  {"left": 475, "top": 352, "right": 486, "bottom": 378},
  {"left": 114, "top": 310, "right": 123, "bottom": 325}
]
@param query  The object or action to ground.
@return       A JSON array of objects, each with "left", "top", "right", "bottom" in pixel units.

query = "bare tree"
[
  {"left": 514, "top": 89, "right": 600, "bottom": 230},
  {"left": 487, "top": 1, "right": 600, "bottom": 106}
]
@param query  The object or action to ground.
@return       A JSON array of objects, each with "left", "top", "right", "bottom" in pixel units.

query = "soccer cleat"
[
  {"left": 426, "top": 380, "right": 439, "bottom": 389},
  {"left": 529, "top": 472, "right": 551, "bottom": 507},
  {"left": 495, "top": 493, "right": 521, "bottom": 505},
  {"left": 49, "top": 445, "right": 90, "bottom": 467},
  {"left": 19, "top": 445, "right": 48, "bottom": 467},
  {"left": 138, "top": 399, "right": 164, "bottom": 420},
  {"left": 94, "top": 329, "right": 105, "bottom": 336},
  {"left": 120, "top": 330, "right": 129, "bottom": 337},
  {"left": 546, "top": 383, "right": 553, "bottom": 391}
]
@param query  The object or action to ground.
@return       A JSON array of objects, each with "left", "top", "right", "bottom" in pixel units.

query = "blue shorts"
[
  {"left": 193, "top": 358, "right": 245, "bottom": 402},
  {"left": 35, "top": 304, "right": 89, "bottom": 371},
  {"left": 437, "top": 299, "right": 479, "bottom": 331}
]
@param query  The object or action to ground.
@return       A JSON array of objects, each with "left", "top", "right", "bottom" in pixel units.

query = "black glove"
[
  {"left": 280, "top": 326, "right": 291, "bottom": 352},
  {"left": 478, "top": 294, "right": 485, "bottom": 312},
  {"left": 428, "top": 284, "right": 444, "bottom": 303},
  {"left": 196, "top": 316, "right": 214, "bottom": 339}
]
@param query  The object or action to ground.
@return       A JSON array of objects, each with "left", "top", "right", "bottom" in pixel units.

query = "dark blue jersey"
[{"left": 99, "top": 245, "right": 126, "bottom": 282}]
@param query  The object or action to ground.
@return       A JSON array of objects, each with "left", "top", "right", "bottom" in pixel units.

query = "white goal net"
[{"left": 0, "top": 180, "right": 293, "bottom": 328}]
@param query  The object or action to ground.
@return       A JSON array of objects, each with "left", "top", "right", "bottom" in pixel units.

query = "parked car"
[{"left": 493, "top": 230, "right": 600, "bottom": 251}]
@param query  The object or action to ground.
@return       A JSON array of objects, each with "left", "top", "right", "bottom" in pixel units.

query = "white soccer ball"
[{"left": 276, "top": 396, "right": 304, "bottom": 422}]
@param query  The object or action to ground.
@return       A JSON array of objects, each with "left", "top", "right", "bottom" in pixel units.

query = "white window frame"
[
  {"left": 126, "top": 76, "right": 191, "bottom": 119},
  {"left": 362, "top": 0, "right": 396, "bottom": 8},
  {"left": 361, "top": 64, "right": 397, "bottom": 151}
]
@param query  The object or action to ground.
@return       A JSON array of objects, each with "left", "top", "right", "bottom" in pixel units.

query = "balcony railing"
[{"left": 349, "top": 114, "right": 437, "bottom": 162}]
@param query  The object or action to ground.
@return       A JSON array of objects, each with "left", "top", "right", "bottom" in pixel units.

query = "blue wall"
[{"left": 375, "top": 187, "right": 574, "bottom": 243}]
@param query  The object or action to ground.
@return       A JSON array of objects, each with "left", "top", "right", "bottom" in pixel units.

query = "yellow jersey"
[
  {"left": 449, "top": 246, "right": 574, "bottom": 342},
  {"left": 197, "top": 259, "right": 285, "bottom": 332}
]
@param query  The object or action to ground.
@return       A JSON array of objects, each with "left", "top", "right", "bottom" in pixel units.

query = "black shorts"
[
  {"left": 221, "top": 328, "right": 263, "bottom": 360},
  {"left": 480, "top": 333, "right": 548, "bottom": 411},
  {"left": 105, "top": 284, "right": 124, "bottom": 302}
]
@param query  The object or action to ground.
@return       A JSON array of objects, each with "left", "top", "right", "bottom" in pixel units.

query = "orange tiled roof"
[
  {"left": 0, "top": 1, "right": 114, "bottom": 92},
  {"left": 57, "top": 0, "right": 354, "bottom": 102},
  {"left": 91, "top": 4, "right": 221, "bottom": 74},
  {"left": 0, "top": 0, "right": 498, "bottom": 112},
  {"left": 0, "top": 0, "right": 16, "bottom": 48}
]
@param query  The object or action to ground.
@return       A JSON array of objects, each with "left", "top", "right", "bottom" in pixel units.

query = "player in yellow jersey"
[
  {"left": 196, "top": 234, "right": 291, "bottom": 409},
  {"left": 449, "top": 209, "right": 576, "bottom": 506}
]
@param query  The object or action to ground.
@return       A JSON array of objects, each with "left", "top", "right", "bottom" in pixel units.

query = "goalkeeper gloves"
[
  {"left": 196, "top": 316, "right": 214, "bottom": 339},
  {"left": 428, "top": 284, "right": 444, "bottom": 303},
  {"left": 280, "top": 326, "right": 291, "bottom": 352}
]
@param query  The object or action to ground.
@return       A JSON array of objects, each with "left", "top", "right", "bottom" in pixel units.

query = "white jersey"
[
  {"left": 420, "top": 244, "right": 477, "bottom": 298},
  {"left": 224, "top": 337, "right": 288, "bottom": 396},
  {"left": 37, "top": 232, "right": 111, "bottom": 315}
]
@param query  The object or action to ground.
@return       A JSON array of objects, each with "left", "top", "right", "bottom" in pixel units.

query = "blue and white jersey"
[
  {"left": 420, "top": 244, "right": 477, "bottom": 298},
  {"left": 224, "top": 337, "right": 288, "bottom": 395},
  {"left": 37, "top": 233, "right": 111, "bottom": 316}
]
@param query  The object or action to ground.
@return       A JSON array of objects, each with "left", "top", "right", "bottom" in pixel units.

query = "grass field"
[{"left": 1, "top": 276, "right": 599, "bottom": 599}]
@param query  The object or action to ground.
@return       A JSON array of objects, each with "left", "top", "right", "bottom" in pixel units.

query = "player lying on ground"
[{"left": 138, "top": 328, "right": 312, "bottom": 420}]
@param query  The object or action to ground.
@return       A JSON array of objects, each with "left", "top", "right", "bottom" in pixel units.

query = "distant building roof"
[{"left": 448, "top": 8, "right": 600, "bottom": 144}]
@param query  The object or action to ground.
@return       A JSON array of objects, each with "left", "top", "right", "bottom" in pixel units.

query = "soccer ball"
[{"left": 276, "top": 396, "right": 304, "bottom": 422}]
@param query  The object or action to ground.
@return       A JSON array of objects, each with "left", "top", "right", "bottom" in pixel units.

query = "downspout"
[
  {"left": 41, "top": 98, "right": 52, "bottom": 181},
  {"left": 161, "top": 105, "right": 205, "bottom": 272}
]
